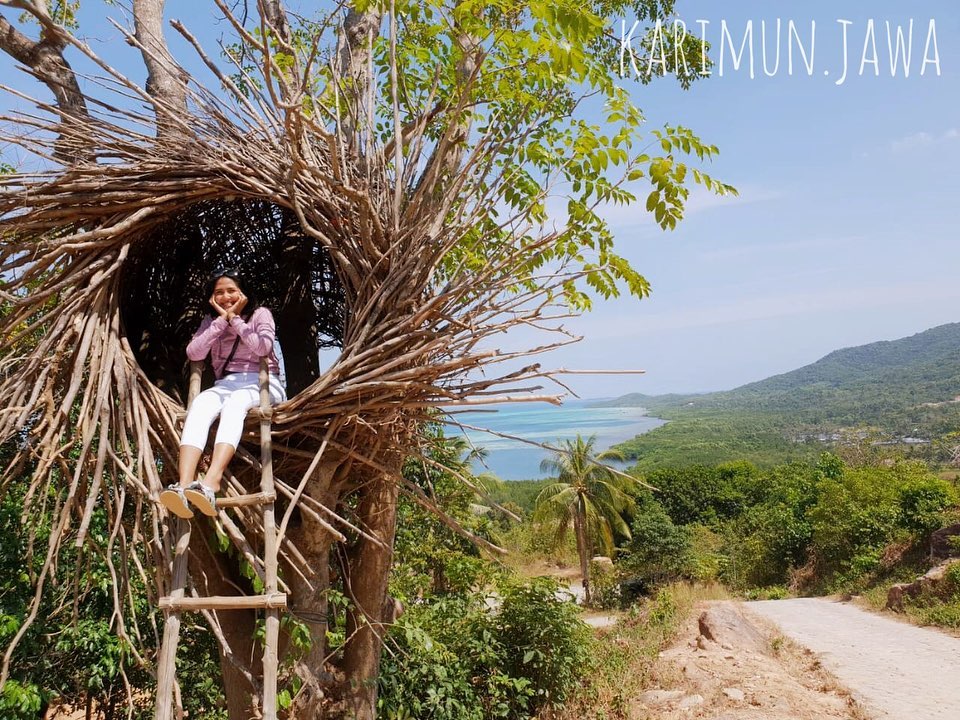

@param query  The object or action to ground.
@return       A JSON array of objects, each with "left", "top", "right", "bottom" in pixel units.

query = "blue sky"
[
  {"left": 3, "top": 1, "right": 959, "bottom": 400},
  {"left": 556, "top": 0, "right": 960, "bottom": 397}
]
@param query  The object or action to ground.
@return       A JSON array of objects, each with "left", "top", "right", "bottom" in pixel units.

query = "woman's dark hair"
[{"left": 204, "top": 268, "right": 260, "bottom": 319}]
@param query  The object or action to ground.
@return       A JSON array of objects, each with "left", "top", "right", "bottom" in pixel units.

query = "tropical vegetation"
[{"left": 533, "top": 436, "right": 638, "bottom": 603}]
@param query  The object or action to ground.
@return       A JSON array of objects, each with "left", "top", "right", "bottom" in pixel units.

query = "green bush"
[
  {"left": 617, "top": 497, "right": 693, "bottom": 599},
  {"left": 379, "top": 577, "right": 589, "bottom": 720},
  {"left": 809, "top": 462, "right": 956, "bottom": 585},
  {"left": 742, "top": 585, "right": 790, "bottom": 600},
  {"left": 898, "top": 479, "right": 956, "bottom": 534},
  {"left": 378, "top": 597, "right": 524, "bottom": 720},
  {"left": 492, "top": 577, "right": 592, "bottom": 714},
  {"left": 0, "top": 680, "right": 44, "bottom": 720},
  {"left": 945, "top": 562, "right": 960, "bottom": 591},
  {"left": 687, "top": 524, "right": 724, "bottom": 583},
  {"left": 587, "top": 559, "right": 620, "bottom": 610}
]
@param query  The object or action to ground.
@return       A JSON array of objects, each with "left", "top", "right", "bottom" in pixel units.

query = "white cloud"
[
  {"left": 890, "top": 128, "right": 959, "bottom": 154},
  {"left": 582, "top": 280, "right": 960, "bottom": 339},
  {"left": 596, "top": 183, "right": 780, "bottom": 230}
]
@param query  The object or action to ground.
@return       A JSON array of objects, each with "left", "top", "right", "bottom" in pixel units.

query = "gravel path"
[{"left": 747, "top": 598, "right": 960, "bottom": 720}]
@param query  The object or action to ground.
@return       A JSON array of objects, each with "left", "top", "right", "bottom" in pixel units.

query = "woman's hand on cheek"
[
  {"left": 210, "top": 295, "right": 228, "bottom": 319},
  {"left": 234, "top": 293, "right": 248, "bottom": 317}
]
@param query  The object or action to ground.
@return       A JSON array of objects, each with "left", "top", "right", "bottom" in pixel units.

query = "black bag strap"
[{"left": 216, "top": 335, "right": 242, "bottom": 377}]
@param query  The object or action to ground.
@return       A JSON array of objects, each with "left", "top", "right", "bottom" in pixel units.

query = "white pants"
[{"left": 180, "top": 372, "right": 286, "bottom": 450}]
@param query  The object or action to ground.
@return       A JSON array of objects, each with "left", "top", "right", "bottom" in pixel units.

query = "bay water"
[{"left": 451, "top": 400, "right": 664, "bottom": 480}]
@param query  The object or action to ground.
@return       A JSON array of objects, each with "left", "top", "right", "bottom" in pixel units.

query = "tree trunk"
[
  {"left": 337, "top": 473, "right": 400, "bottom": 719},
  {"left": 220, "top": 629, "right": 260, "bottom": 720},
  {"left": 574, "top": 499, "right": 591, "bottom": 605},
  {"left": 189, "top": 522, "right": 260, "bottom": 720},
  {"left": 335, "top": 8, "right": 383, "bottom": 145},
  {"left": 0, "top": 15, "right": 89, "bottom": 162},
  {"left": 132, "top": 0, "right": 188, "bottom": 136},
  {"left": 287, "top": 461, "right": 341, "bottom": 717}
]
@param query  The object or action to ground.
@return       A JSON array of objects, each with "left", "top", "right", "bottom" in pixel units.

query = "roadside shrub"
[
  {"left": 378, "top": 596, "right": 532, "bottom": 720},
  {"left": 742, "top": 585, "right": 790, "bottom": 600},
  {"left": 896, "top": 561, "right": 960, "bottom": 629},
  {"left": 379, "top": 577, "right": 589, "bottom": 719},
  {"left": 898, "top": 478, "right": 956, "bottom": 535},
  {"left": 808, "top": 467, "right": 905, "bottom": 576},
  {"left": 588, "top": 559, "right": 620, "bottom": 610},
  {"left": 809, "top": 462, "right": 959, "bottom": 586},
  {"left": 946, "top": 561, "right": 960, "bottom": 591},
  {"left": 492, "top": 577, "right": 592, "bottom": 714},
  {"left": 617, "top": 498, "right": 693, "bottom": 601}
]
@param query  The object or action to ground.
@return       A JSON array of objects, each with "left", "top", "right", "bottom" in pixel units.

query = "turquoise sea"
[{"left": 451, "top": 400, "right": 664, "bottom": 481}]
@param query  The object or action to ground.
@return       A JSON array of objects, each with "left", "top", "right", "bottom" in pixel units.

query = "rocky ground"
[{"left": 631, "top": 601, "right": 870, "bottom": 720}]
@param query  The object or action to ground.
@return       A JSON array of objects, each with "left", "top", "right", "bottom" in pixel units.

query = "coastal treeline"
[
  {"left": 610, "top": 322, "right": 960, "bottom": 470},
  {"left": 495, "top": 453, "right": 959, "bottom": 597}
]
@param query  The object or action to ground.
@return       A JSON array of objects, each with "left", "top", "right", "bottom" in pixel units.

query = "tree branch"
[{"left": 0, "top": 10, "right": 88, "bottom": 161}]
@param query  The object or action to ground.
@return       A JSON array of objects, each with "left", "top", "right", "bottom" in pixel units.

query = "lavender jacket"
[{"left": 186, "top": 306, "right": 281, "bottom": 379}]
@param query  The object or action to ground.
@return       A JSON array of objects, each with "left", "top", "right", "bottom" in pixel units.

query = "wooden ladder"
[{"left": 155, "top": 357, "right": 283, "bottom": 720}]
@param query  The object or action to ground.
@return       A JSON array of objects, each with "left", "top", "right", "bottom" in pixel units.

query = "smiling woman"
[
  {"left": 118, "top": 198, "right": 346, "bottom": 400},
  {"left": 158, "top": 268, "right": 286, "bottom": 519}
]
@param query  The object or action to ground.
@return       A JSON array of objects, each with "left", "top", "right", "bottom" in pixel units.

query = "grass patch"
[
  {"left": 857, "top": 559, "right": 960, "bottom": 633},
  {"left": 903, "top": 599, "right": 960, "bottom": 628}
]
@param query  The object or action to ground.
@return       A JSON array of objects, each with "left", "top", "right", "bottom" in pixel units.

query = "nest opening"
[{"left": 120, "top": 198, "right": 346, "bottom": 401}]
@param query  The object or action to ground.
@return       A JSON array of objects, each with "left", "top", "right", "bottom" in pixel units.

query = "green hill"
[{"left": 606, "top": 322, "right": 960, "bottom": 469}]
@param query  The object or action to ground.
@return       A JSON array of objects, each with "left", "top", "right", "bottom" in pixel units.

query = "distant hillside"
[{"left": 606, "top": 323, "right": 960, "bottom": 469}]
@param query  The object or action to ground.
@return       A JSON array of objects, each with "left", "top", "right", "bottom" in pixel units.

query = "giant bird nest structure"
[{"left": 0, "top": 1, "right": 601, "bottom": 715}]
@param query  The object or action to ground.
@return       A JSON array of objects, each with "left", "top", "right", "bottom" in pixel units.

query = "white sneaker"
[
  {"left": 159, "top": 484, "right": 194, "bottom": 519},
  {"left": 184, "top": 482, "right": 218, "bottom": 517}
]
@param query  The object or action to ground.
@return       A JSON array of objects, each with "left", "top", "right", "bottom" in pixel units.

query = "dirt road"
[{"left": 748, "top": 598, "right": 960, "bottom": 720}]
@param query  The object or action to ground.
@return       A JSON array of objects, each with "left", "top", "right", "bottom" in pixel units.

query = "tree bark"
[
  {"left": 287, "top": 460, "right": 341, "bottom": 717},
  {"left": 337, "top": 472, "right": 400, "bottom": 720},
  {"left": 189, "top": 522, "right": 260, "bottom": 720},
  {"left": 574, "top": 499, "right": 591, "bottom": 605},
  {"left": 260, "top": 0, "right": 292, "bottom": 44},
  {"left": 335, "top": 8, "right": 382, "bottom": 145},
  {"left": 132, "top": 0, "right": 188, "bottom": 137}
]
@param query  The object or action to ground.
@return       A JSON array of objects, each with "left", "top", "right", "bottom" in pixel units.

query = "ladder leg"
[
  {"left": 155, "top": 518, "right": 191, "bottom": 720},
  {"left": 259, "top": 359, "right": 280, "bottom": 720},
  {"left": 157, "top": 361, "right": 201, "bottom": 720}
]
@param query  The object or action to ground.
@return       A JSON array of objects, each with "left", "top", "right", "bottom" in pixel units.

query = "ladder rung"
[
  {"left": 159, "top": 593, "right": 287, "bottom": 611},
  {"left": 218, "top": 492, "right": 276, "bottom": 508}
]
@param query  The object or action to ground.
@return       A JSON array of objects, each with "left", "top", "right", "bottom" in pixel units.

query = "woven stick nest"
[{"left": 0, "top": 1, "right": 587, "bottom": 699}]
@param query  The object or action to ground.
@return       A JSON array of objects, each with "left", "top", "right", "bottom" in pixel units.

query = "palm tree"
[{"left": 534, "top": 434, "right": 639, "bottom": 604}]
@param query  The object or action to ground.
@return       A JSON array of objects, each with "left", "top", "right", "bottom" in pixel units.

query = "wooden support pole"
[
  {"left": 155, "top": 361, "right": 203, "bottom": 720},
  {"left": 155, "top": 519, "right": 191, "bottom": 720},
  {"left": 188, "top": 360, "right": 203, "bottom": 402},
  {"left": 259, "top": 357, "right": 281, "bottom": 720}
]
